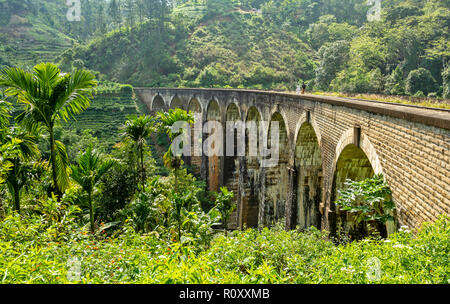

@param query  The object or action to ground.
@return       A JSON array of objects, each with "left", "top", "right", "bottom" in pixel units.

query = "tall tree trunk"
[
  {"left": 13, "top": 183, "right": 20, "bottom": 213},
  {"left": 89, "top": 191, "right": 95, "bottom": 233},
  {"left": 140, "top": 145, "right": 145, "bottom": 190},
  {"left": 49, "top": 128, "right": 61, "bottom": 198},
  {"left": 11, "top": 160, "right": 20, "bottom": 213}
]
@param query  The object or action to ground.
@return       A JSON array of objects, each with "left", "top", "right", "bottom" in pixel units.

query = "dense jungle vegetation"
[
  {"left": 0, "top": 62, "right": 448, "bottom": 284},
  {"left": 0, "top": 0, "right": 449, "bottom": 98}
]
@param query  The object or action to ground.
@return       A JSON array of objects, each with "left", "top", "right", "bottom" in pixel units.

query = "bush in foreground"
[{"left": 0, "top": 215, "right": 448, "bottom": 284}]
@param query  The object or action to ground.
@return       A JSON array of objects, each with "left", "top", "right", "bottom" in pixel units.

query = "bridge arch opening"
[
  {"left": 206, "top": 99, "right": 222, "bottom": 192},
  {"left": 331, "top": 143, "right": 387, "bottom": 239},
  {"left": 224, "top": 103, "right": 241, "bottom": 185},
  {"left": 240, "top": 106, "right": 262, "bottom": 229},
  {"left": 152, "top": 95, "right": 166, "bottom": 112},
  {"left": 170, "top": 96, "right": 184, "bottom": 109},
  {"left": 187, "top": 98, "right": 202, "bottom": 174},
  {"left": 294, "top": 122, "right": 323, "bottom": 230},
  {"left": 264, "top": 112, "right": 289, "bottom": 227},
  {"left": 223, "top": 103, "right": 241, "bottom": 229}
]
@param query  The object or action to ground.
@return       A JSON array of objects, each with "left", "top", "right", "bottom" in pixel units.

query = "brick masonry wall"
[{"left": 135, "top": 88, "right": 450, "bottom": 231}]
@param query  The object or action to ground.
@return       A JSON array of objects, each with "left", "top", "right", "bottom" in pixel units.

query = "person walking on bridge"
[{"left": 301, "top": 82, "right": 306, "bottom": 94}]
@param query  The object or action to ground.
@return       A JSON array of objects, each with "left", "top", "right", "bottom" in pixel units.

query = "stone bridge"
[{"left": 134, "top": 88, "right": 450, "bottom": 234}]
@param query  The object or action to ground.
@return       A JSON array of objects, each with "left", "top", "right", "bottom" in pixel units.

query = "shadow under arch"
[
  {"left": 187, "top": 98, "right": 203, "bottom": 175},
  {"left": 294, "top": 121, "right": 323, "bottom": 230},
  {"left": 170, "top": 95, "right": 184, "bottom": 110},
  {"left": 263, "top": 111, "right": 289, "bottom": 227},
  {"left": 152, "top": 95, "right": 166, "bottom": 112},
  {"left": 205, "top": 98, "right": 221, "bottom": 192},
  {"left": 223, "top": 102, "right": 242, "bottom": 230},
  {"left": 239, "top": 106, "right": 263, "bottom": 229},
  {"left": 224, "top": 102, "right": 241, "bottom": 184},
  {"left": 329, "top": 132, "right": 391, "bottom": 239}
]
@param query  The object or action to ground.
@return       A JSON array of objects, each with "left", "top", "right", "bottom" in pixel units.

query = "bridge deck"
[{"left": 135, "top": 88, "right": 450, "bottom": 130}]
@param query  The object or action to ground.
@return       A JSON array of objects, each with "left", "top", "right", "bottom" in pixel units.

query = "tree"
[
  {"left": 215, "top": 186, "right": 234, "bottom": 236},
  {"left": 0, "top": 63, "right": 97, "bottom": 196},
  {"left": 0, "top": 99, "right": 11, "bottom": 139},
  {"left": 156, "top": 108, "right": 194, "bottom": 196},
  {"left": 96, "top": 2, "right": 107, "bottom": 35},
  {"left": 109, "top": 0, "right": 122, "bottom": 30},
  {"left": 71, "top": 146, "right": 115, "bottom": 232},
  {"left": 0, "top": 100, "right": 13, "bottom": 187},
  {"left": 314, "top": 40, "right": 350, "bottom": 90},
  {"left": 405, "top": 68, "right": 438, "bottom": 96},
  {"left": 385, "top": 65, "right": 405, "bottom": 95},
  {"left": 120, "top": 115, "right": 154, "bottom": 190},
  {"left": 124, "top": 0, "right": 137, "bottom": 28},
  {"left": 443, "top": 64, "right": 450, "bottom": 99},
  {"left": 156, "top": 108, "right": 194, "bottom": 169},
  {"left": 3, "top": 128, "right": 40, "bottom": 213}
]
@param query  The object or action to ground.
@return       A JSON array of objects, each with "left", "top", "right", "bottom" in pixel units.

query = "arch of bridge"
[{"left": 135, "top": 88, "right": 450, "bottom": 231}]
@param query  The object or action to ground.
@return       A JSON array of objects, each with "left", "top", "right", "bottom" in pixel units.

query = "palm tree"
[
  {"left": 0, "top": 63, "right": 97, "bottom": 196},
  {"left": 120, "top": 115, "right": 154, "bottom": 190},
  {"left": 3, "top": 127, "right": 40, "bottom": 213},
  {"left": 71, "top": 146, "right": 115, "bottom": 232},
  {"left": 156, "top": 109, "right": 194, "bottom": 193},
  {"left": 156, "top": 108, "right": 194, "bottom": 169}
]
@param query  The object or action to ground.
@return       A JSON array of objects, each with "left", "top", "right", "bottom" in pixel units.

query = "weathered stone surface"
[{"left": 135, "top": 88, "right": 450, "bottom": 231}]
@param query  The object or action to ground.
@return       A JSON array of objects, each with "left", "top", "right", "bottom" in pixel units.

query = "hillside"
[
  {"left": 0, "top": 0, "right": 76, "bottom": 68},
  {"left": 59, "top": 8, "right": 315, "bottom": 90},
  {"left": 59, "top": 0, "right": 449, "bottom": 97},
  {"left": 1, "top": 0, "right": 449, "bottom": 97}
]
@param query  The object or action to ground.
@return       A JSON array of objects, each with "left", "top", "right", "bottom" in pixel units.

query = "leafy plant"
[
  {"left": 215, "top": 186, "right": 235, "bottom": 236},
  {"left": 71, "top": 146, "right": 116, "bottom": 232},
  {"left": 0, "top": 63, "right": 97, "bottom": 196},
  {"left": 335, "top": 174, "right": 396, "bottom": 238},
  {"left": 120, "top": 115, "right": 154, "bottom": 191},
  {"left": 2, "top": 127, "right": 40, "bottom": 213}
]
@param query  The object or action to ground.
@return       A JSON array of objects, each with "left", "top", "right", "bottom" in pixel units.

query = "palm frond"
[
  {"left": 94, "top": 159, "right": 116, "bottom": 184},
  {"left": 33, "top": 62, "right": 62, "bottom": 91},
  {"left": 0, "top": 100, "right": 12, "bottom": 130},
  {"left": 54, "top": 140, "right": 71, "bottom": 192},
  {"left": 53, "top": 69, "right": 97, "bottom": 122}
]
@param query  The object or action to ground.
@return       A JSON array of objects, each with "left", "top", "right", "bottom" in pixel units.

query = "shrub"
[
  {"left": 443, "top": 65, "right": 450, "bottom": 99},
  {"left": 405, "top": 68, "right": 437, "bottom": 96},
  {"left": 120, "top": 84, "right": 133, "bottom": 94},
  {"left": 335, "top": 174, "right": 396, "bottom": 239},
  {"left": 1, "top": 215, "right": 447, "bottom": 283}
]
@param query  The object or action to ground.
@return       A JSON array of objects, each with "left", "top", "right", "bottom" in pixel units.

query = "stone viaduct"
[{"left": 135, "top": 88, "right": 450, "bottom": 235}]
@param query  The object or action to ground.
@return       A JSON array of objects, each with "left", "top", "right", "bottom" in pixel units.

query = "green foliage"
[
  {"left": 2, "top": 127, "right": 40, "bottom": 213},
  {"left": 0, "top": 63, "right": 97, "bottom": 195},
  {"left": 442, "top": 64, "right": 450, "bottom": 99},
  {"left": 315, "top": 40, "right": 350, "bottom": 90},
  {"left": 385, "top": 65, "right": 406, "bottom": 95},
  {"left": 2, "top": 1, "right": 448, "bottom": 98},
  {"left": 0, "top": 1, "right": 449, "bottom": 285},
  {"left": 405, "top": 68, "right": 438, "bottom": 96},
  {"left": 215, "top": 186, "right": 235, "bottom": 236},
  {"left": 95, "top": 147, "right": 141, "bottom": 223},
  {"left": 335, "top": 174, "right": 396, "bottom": 239},
  {"left": 120, "top": 114, "right": 154, "bottom": 190},
  {"left": 0, "top": 213, "right": 447, "bottom": 283},
  {"left": 156, "top": 109, "right": 194, "bottom": 169},
  {"left": 0, "top": 99, "right": 12, "bottom": 134},
  {"left": 71, "top": 146, "right": 116, "bottom": 232}
]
